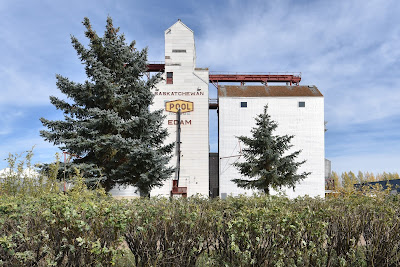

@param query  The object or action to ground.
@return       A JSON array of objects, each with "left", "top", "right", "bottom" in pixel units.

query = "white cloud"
[
  {"left": 196, "top": 0, "right": 400, "bottom": 129},
  {"left": 1, "top": 0, "right": 399, "bottom": 175},
  {"left": 0, "top": 66, "right": 59, "bottom": 106},
  {"left": 193, "top": 0, "right": 400, "bottom": 173}
]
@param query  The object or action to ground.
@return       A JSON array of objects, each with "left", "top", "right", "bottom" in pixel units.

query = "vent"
[{"left": 172, "top": 49, "right": 186, "bottom": 53}]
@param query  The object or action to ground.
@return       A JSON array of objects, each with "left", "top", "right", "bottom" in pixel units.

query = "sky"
[{"left": 1, "top": 0, "right": 399, "bottom": 175}]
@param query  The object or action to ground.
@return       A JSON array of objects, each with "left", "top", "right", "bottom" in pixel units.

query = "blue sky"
[{"left": 1, "top": 0, "right": 399, "bottom": 174}]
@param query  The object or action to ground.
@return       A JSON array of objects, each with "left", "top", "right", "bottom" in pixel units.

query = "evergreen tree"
[
  {"left": 40, "top": 17, "right": 174, "bottom": 194},
  {"left": 232, "top": 105, "right": 310, "bottom": 195}
]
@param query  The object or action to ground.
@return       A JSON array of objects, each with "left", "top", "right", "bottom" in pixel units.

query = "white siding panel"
[
  {"left": 219, "top": 97, "right": 325, "bottom": 198},
  {"left": 151, "top": 21, "right": 209, "bottom": 197}
]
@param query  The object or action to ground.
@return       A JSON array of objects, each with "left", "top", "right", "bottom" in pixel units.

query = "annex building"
[{"left": 111, "top": 20, "right": 325, "bottom": 198}]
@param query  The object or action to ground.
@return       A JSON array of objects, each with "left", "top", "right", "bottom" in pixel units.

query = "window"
[
  {"left": 166, "top": 72, "right": 173, "bottom": 84},
  {"left": 241, "top": 102, "right": 247, "bottom": 108},
  {"left": 299, "top": 101, "right": 305, "bottom": 107},
  {"left": 172, "top": 49, "right": 186, "bottom": 53}
]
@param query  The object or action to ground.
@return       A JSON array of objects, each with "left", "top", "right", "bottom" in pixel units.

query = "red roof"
[{"left": 218, "top": 85, "right": 323, "bottom": 97}]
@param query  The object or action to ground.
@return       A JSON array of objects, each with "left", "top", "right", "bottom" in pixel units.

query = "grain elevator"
[{"left": 113, "top": 20, "right": 325, "bottom": 198}]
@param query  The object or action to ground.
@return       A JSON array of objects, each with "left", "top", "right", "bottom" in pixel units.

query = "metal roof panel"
[{"left": 218, "top": 85, "right": 323, "bottom": 97}]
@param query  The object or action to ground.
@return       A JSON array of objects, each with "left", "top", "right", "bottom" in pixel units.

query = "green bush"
[
  {"left": 2, "top": 192, "right": 400, "bottom": 266},
  {"left": 124, "top": 196, "right": 211, "bottom": 267},
  {"left": 0, "top": 193, "right": 127, "bottom": 266},
  {"left": 2, "top": 150, "right": 400, "bottom": 266},
  {"left": 122, "top": 194, "right": 400, "bottom": 267},
  {"left": 0, "top": 151, "right": 127, "bottom": 266}
]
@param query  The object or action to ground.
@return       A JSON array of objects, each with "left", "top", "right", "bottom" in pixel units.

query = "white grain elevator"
[{"left": 112, "top": 20, "right": 326, "bottom": 198}]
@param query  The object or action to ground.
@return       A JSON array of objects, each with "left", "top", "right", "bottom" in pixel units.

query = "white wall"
[
  {"left": 219, "top": 96, "right": 325, "bottom": 198},
  {"left": 150, "top": 21, "right": 209, "bottom": 197}
]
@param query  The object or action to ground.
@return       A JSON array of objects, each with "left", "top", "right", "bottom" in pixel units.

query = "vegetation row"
[{"left": 1, "top": 174, "right": 399, "bottom": 266}]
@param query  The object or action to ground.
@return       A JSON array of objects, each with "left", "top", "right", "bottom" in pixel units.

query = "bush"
[
  {"left": 0, "top": 193, "right": 127, "bottom": 266},
  {"left": 2, "top": 150, "right": 400, "bottom": 266},
  {"left": 2, "top": 192, "right": 400, "bottom": 266},
  {"left": 0, "top": 151, "right": 127, "bottom": 266},
  {"left": 124, "top": 196, "right": 211, "bottom": 267},
  {"left": 122, "top": 194, "right": 400, "bottom": 267}
]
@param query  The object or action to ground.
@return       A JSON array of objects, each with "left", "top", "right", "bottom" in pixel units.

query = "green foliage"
[
  {"left": 40, "top": 16, "right": 174, "bottom": 194},
  {"left": 2, "top": 192, "right": 400, "bottom": 266},
  {"left": 0, "top": 150, "right": 125, "bottom": 266},
  {"left": 2, "top": 152, "right": 400, "bottom": 266},
  {"left": 121, "top": 194, "right": 400, "bottom": 266},
  {"left": 124, "top": 196, "right": 211, "bottom": 266},
  {"left": 0, "top": 193, "right": 127, "bottom": 266},
  {"left": 232, "top": 105, "right": 310, "bottom": 194}
]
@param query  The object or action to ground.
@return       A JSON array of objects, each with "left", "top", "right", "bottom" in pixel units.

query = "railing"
[{"left": 210, "top": 71, "right": 301, "bottom": 77}]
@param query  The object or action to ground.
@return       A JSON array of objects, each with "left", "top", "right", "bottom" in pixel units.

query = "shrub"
[
  {"left": 124, "top": 196, "right": 211, "bottom": 267},
  {"left": 2, "top": 151, "right": 400, "bottom": 266},
  {"left": 0, "top": 151, "right": 127, "bottom": 266},
  {"left": 122, "top": 194, "right": 400, "bottom": 266},
  {"left": 0, "top": 193, "right": 127, "bottom": 266}
]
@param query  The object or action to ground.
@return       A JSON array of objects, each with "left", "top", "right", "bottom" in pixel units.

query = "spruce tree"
[
  {"left": 232, "top": 105, "right": 310, "bottom": 195},
  {"left": 40, "top": 17, "right": 174, "bottom": 194}
]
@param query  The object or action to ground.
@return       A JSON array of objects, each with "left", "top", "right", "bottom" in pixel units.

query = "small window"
[
  {"left": 172, "top": 49, "right": 186, "bottom": 53},
  {"left": 299, "top": 101, "right": 305, "bottom": 107},
  {"left": 166, "top": 72, "right": 173, "bottom": 84},
  {"left": 241, "top": 102, "right": 247, "bottom": 108}
]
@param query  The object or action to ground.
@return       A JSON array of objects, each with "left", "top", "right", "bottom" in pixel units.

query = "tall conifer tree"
[
  {"left": 40, "top": 17, "right": 174, "bottom": 194},
  {"left": 232, "top": 105, "right": 310, "bottom": 194}
]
